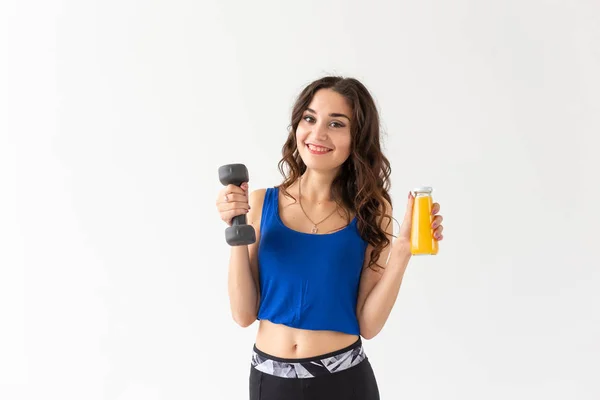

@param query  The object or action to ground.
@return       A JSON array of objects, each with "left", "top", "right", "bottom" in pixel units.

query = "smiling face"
[{"left": 295, "top": 88, "right": 353, "bottom": 173}]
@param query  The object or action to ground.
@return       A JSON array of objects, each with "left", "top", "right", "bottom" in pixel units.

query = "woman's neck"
[{"left": 298, "top": 169, "right": 337, "bottom": 203}]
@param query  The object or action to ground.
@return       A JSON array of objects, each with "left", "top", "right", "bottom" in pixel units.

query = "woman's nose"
[{"left": 312, "top": 123, "right": 328, "bottom": 140}]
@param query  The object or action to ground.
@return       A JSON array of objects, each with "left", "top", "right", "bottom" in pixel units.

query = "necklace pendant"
[{"left": 311, "top": 225, "right": 318, "bottom": 233}]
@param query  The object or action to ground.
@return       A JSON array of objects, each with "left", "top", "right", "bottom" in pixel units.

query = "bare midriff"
[{"left": 254, "top": 320, "right": 360, "bottom": 359}]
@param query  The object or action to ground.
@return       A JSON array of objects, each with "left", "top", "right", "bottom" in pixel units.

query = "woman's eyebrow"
[{"left": 306, "top": 108, "right": 351, "bottom": 122}]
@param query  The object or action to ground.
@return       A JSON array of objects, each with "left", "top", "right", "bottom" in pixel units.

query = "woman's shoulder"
[
  {"left": 247, "top": 186, "right": 277, "bottom": 218},
  {"left": 247, "top": 186, "right": 282, "bottom": 233},
  {"left": 248, "top": 185, "right": 282, "bottom": 202},
  {"left": 245, "top": 188, "right": 267, "bottom": 234},
  {"left": 248, "top": 187, "right": 268, "bottom": 205}
]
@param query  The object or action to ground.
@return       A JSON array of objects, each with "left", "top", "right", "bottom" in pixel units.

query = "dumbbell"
[{"left": 218, "top": 163, "right": 256, "bottom": 246}]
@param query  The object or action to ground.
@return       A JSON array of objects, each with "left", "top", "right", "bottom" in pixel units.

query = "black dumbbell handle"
[{"left": 232, "top": 213, "right": 247, "bottom": 227}]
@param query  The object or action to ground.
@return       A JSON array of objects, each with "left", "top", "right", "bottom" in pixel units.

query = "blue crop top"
[{"left": 256, "top": 186, "right": 368, "bottom": 335}]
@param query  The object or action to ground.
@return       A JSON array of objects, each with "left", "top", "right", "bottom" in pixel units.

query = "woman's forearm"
[
  {"left": 227, "top": 245, "right": 259, "bottom": 327},
  {"left": 359, "top": 249, "right": 411, "bottom": 339}
]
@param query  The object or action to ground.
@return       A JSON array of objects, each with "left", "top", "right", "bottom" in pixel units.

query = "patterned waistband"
[{"left": 251, "top": 338, "right": 366, "bottom": 379}]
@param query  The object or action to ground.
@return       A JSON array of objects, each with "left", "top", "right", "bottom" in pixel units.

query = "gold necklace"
[{"left": 298, "top": 176, "right": 339, "bottom": 233}]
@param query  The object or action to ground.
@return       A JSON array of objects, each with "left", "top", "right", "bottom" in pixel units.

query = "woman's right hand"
[{"left": 216, "top": 182, "right": 250, "bottom": 226}]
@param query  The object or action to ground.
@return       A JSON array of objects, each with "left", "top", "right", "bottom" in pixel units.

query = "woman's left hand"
[{"left": 394, "top": 191, "right": 444, "bottom": 254}]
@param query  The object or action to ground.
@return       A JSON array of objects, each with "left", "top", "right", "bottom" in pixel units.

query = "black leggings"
[{"left": 248, "top": 339, "right": 380, "bottom": 400}]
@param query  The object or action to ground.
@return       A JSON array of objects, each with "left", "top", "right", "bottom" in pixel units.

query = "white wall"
[{"left": 1, "top": 0, "right": 599, "bottom": 399}]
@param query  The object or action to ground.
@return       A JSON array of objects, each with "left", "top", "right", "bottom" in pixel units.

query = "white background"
[{"left": 2, "top": 0, "right": 599, "bottom": 399}]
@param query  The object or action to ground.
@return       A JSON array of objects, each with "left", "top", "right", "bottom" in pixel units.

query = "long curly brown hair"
[{"left": 277, "top": 76, "right": 394, "bottom": 271}]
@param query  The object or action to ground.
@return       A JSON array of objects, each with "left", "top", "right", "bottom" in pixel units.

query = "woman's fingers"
[
  {"left": 221, "top": 208, "right": 249, "bottom": 224},
  {"left": 216, "top": 183, "right": 250, "bottom": 225},
  {"left": 220, "top": 193, "right": 248, "bottom": 205},
  {"left": 434, "top": 225, "right": 444, "bottom": 237},
  {"left": 216, "top": 184, "right": 247, "bottom": 203},
  {"left": 218, "top": 200, "right": 250, "bottom": 212},
  {"left": 431, "top": 215, "right": 443, "bottom": 228}
]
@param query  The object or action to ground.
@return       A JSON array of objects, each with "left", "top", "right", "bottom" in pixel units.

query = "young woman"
[{"left": 216, "top": 76, "right": 445, "bottom": 399}]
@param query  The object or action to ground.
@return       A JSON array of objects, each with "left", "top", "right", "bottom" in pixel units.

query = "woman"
[{"left": 216, "top": 76, "right": 444, "bottom": 399}]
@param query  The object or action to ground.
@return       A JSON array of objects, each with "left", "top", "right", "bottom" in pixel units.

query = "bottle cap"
[{"left": 413, "top": 186, "right": 433, "bottom": 194}]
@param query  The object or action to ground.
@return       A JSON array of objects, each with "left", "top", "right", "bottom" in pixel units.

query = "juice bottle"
[{"left": 410, "top": 186, "right": 438, "bottom": 255}]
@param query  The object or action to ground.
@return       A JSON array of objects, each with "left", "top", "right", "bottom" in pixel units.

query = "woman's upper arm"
[{"left": 246, "top": 189, "right": 266, "bottom": 298}]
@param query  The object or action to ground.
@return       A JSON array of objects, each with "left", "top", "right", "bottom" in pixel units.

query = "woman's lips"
[{"left": 306, "top": 143, "right": 332, "bottom": 154}]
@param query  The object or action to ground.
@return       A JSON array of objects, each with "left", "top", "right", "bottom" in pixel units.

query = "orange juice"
[{"left": 410, "top": 186, "right": 438, "bottom": 255}]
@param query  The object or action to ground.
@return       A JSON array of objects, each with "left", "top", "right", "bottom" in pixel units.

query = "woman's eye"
[{"left": 302, "top": 115, "right": 344, "bottom": 128}]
